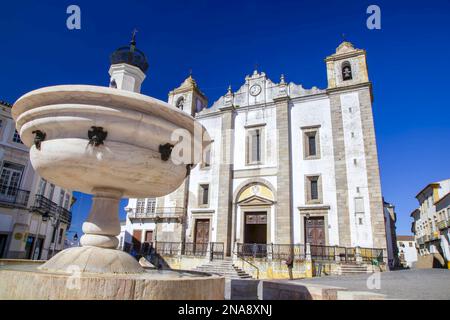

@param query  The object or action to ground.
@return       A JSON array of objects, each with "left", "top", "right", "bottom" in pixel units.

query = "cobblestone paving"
[{"left": 297, "top": 269, "right": 450, "bottom": 299}]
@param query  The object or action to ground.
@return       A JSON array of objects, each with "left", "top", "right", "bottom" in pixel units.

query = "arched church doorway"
[{"left": 236, "top": 183, "right": 275, "bottom": 246}]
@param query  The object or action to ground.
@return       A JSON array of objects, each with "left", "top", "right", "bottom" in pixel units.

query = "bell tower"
[
  {"left": 325, "top": 41, "right": 369, "bottom": 90},
  {"left": 168, "top": 74, "right": 208, "bottom": 117}
]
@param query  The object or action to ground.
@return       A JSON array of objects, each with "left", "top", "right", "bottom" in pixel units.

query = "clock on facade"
[{"left": 249, "top": 84, "right": 262, "bottom": 96}]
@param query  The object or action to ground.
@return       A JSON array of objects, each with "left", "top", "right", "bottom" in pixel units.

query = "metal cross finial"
[{"left": 131, "top": 28, "right": 138, "bottom": 45}]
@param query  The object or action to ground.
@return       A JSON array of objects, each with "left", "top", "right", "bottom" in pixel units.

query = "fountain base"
[
  {"left": 0, "top": 259, "right": 224, "bottom": 300},
  {"left": 38, "top": 246, "right": 144, "bottom": 274}
]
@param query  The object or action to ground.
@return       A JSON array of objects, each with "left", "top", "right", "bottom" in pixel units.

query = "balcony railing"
[
  {"left": 417, "top": 237, "right": 425, "bottom": 245},
  {"left": 31, "top": 194, "right": 72, "bottom": 228},
  {"left": 437, "top": 220, "right": 448, "bottom": 230},
  {"left": 128, "top": 207, "right": 184, "bottom": 219},
  {"left": 423, "top": 234, "right": 431, "bottom": 242},
  {"left": 0, "top": 187, "right": 30, "bottom": 208}
]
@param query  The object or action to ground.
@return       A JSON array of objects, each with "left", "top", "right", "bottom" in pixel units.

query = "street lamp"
[{"left": 42, "top": 211, "right": 50, "bottom": 222}]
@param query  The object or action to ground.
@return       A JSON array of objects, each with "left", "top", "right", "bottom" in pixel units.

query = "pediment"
[{"left": 238, "top": 195, "right": 274, "bottom": 206}]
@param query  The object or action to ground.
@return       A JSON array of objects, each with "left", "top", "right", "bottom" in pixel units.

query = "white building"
[
  {"left": 0, "top": 101, "right": 74, "bottom": 259},
  {"left": 384, "top": 200, "right": 399, "bottom": 268},
  {"left": 397, "top": 235, "right": 418, "bottom": 268},
  {"left": 411, "top": 179, "right": 450, "bottom": 268},
  {"left": 122, "top": 40, "right": 388, "bottom": 257}
]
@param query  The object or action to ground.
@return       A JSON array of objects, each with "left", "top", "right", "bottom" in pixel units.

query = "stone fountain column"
[
  {"left": 38, "top": 187, "right": 144, "bottom": 274},
  {"left": 80, "top": 188, "right": 122, "bottom": 249}
]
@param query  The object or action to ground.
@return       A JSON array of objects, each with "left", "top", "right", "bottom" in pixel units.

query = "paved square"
[{"left": 295, "top": 269, "right": 450, "bottom": 299}]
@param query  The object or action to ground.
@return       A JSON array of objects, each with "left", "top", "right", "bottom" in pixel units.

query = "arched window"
[
  {"left": 342, "top": 61, "right": 352, "bottom": 81},
  {"left": 176, "top": 97, "right": 184, "bottom": 110}
]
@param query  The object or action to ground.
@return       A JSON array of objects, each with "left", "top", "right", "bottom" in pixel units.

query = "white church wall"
[
  {"left": 187, "top": 115, "right": 222, "bottom": 242},
  {"left": 340, "top": 91, "right": 373, "bottom": 247},
  {"left": 290, "top": 97, "right": 339, "bottom": 245}
]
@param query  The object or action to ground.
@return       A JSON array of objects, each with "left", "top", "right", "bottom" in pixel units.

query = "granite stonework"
[
  {"left": 124, "top": 41, "right": 389, "bottom": 257},
  {"left": 0, "top": 260, "right": 224, "bottom": 300}
]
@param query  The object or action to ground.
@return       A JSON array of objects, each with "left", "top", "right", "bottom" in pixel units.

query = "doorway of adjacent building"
[
  {"left": 0, "top": 234, "right": 8, "bottom": 258},
  {"left": 132, "top": 229, "right": 142, "bottom": 252},
  {"left": 145, "top": 230, "right": 153, "bottom": 244},
  {"left": 24, "top": 235, "right": 36, "bottom": 259},
  {"left": 194, "top": 219, "right": 209, "bottom": 255},
  {"left": 304, "top": 216, "right": 325, "bottom": 245},
  {"left": 244, "top": 212, "right": 267, "bottom": 244},
  {"left": 32, "top": 237, "right": 44, "bottom": 260}
]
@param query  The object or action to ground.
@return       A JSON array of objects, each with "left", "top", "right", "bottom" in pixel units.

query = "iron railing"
[
  {"left": 360, "top": 247, "right": 384, "bottom": 263},
  {"left": 236, "top": 243, "right": 269, "bottom": 258},
  {"left": 210, "top": 242, "right": 224, "bottom": 260},
  {"left": 31, "top": 194, "right": 72, "bottom": 228},
  {"left": 184, "top": 242, "right": 209, "bottom": 257},
  {"left": 271, "top": 244, "right": 306, "bottom": 261},
  {"left": 128, "top": 207, "right": 184, "bottom": 219},
  {"left": 58, "top": 206, "right": 72, "bottom": 229},
  {"left": 155, "top": 241, "right": 181, "bottom": 256},
  {"left": 310, "top": 244, "right": 336, "bottom": 261},
  {"left": 336, "top": 246, "right": 356, "bottom": 262},
  {"left": 0, "top": 187, "right": 30, "bottom": 208}
]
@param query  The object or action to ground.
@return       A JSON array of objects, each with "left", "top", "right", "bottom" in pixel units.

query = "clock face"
[{"left": 249, "top": 84, "right": 262, "bottom": 96}]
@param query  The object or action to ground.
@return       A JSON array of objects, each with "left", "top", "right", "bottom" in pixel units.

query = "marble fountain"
[{"left": 0, "top": 37, "right": 224, "bottom": 299}]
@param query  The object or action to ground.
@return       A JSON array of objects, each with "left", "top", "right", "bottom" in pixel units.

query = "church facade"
[{"left": 123, "top": 41, "right": 387, "bottom": 256}]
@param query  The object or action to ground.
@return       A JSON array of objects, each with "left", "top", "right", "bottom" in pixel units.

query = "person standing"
[{"left": 285, "top": 255, "right": 294, "bottom": 280}]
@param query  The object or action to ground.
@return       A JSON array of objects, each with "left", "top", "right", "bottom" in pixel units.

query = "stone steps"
[
  {"left": 337, "top": 264, "right": 369, "bottom": 275},
  {"left": 193, "top": 260, "right": 253, "bottom": 279}
]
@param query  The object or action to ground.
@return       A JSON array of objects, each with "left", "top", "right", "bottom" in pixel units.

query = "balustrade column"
[{"left": 305, "top": 243, "right": 311, "bottom": 262}]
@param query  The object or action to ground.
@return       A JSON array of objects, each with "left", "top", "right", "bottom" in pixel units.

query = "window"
[
  {"left": 64, "top": 194, "right": 70, "bottom": 209},
  {"left": 146, "top": 198, "right": 156, "bottom": 213},
  {"left": 136, "top": 198, "right": 145, "bottom": 214},
  {"left": 58, "top": 228, "right": 64, "bottom": 244},
  {"left": 302, "top": 126, "right": 320, "bottom": 159},
  {"left": 0, "top": 118, "right": 4, "bottom": 139},
  {"left": 409, "top": 242, "right": 413, "bottom": 247},
  {"left": 311, "top": 179, "right": 318, "bottom": 200},
  {"left": 342, "top": 61, "right": 352, "bottom": 81},
  {"left": 246, "top": 127, "right": 264, "bottom": 165},
  {"left": 199, "top": 184, "right": 209, "bottom": 206},
  {"left": 176, "top": 97, "right": 184, "bottom": 110},
  {"left": 37, "top": 178, "right": 47, "bottom": 195},
  {"left": 59, "top": 190, "right": 65, "bottom": 207},
  {"left": 202, "top": 142, "right": 212, "bottom": 168},
  {"left": 355, "top": 197, "right": 365, "bottom": 214},
  {"left": 0, "top": 162, "right": 24, "bottom": 196},
  {"left": 47, "top": 183, "right": 55, "bottom": 201},
  {"left": 305, "top": 175, "right": 322, "bottom": 204},
  {"left": 12, "top": 130, "right": 23, "bottom": 144}
]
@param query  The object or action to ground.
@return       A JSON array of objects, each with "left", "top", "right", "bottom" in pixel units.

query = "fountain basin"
[
  {"left": 0, "top": 260, "right": 224, "bottom": 300},
  {"left": 13, "top": 85, "right": 208, "bottom": 197}
]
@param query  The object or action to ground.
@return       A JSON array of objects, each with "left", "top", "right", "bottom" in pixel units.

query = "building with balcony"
[
  {"left": 411, "top": 179, "right": 450, "bottom": 269},
  {"left": 0, "top": 101, "right": 74, "bottom": 260}
]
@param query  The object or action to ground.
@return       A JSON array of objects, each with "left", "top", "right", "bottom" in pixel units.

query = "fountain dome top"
[{"left": 110, "top": 30, "right": 149, "bottom": 73}]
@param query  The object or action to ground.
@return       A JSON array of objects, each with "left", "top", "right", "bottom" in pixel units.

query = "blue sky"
[{"left": 1, "top": 1, "right": 449, "bottom": 239}]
